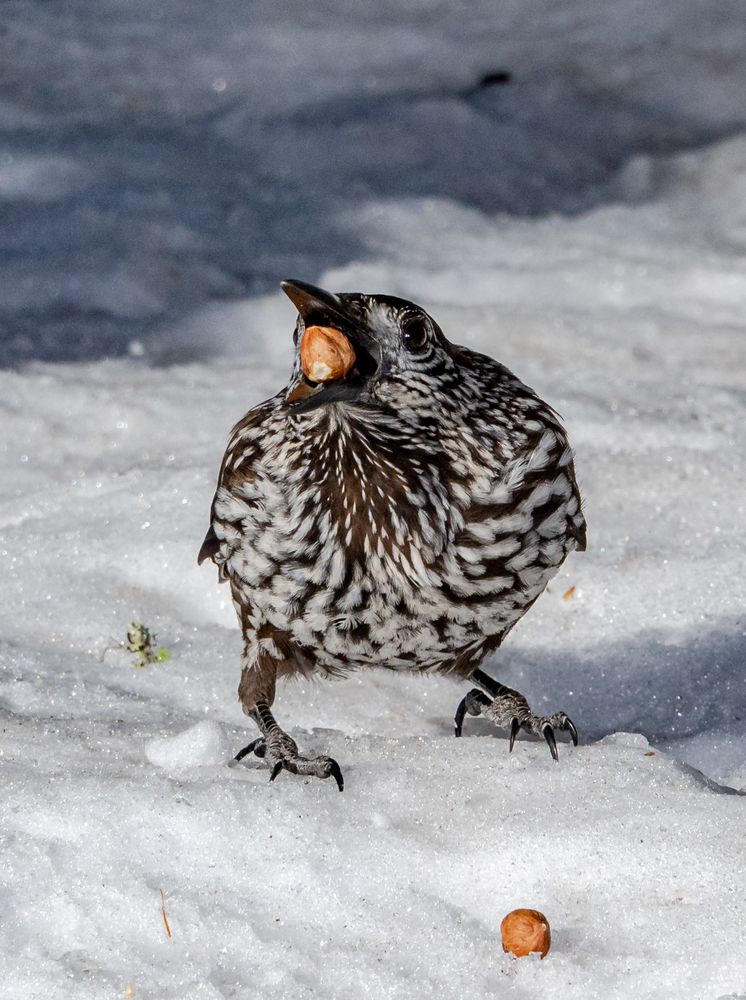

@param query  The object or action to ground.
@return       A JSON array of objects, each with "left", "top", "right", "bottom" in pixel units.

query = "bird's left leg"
[
  {"left": 454, "top": 667, "right": 578, "bottom": 761},
  {"left": 233, "top": 654, "right": 343, "bottom": 790},
  {"left": 237, "top": 700, "right": 344, "bottom": 791}
]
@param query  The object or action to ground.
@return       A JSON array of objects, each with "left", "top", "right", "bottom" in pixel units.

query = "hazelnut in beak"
[{"left": 300, "top": 325, "right": 356, "bottom": 383}]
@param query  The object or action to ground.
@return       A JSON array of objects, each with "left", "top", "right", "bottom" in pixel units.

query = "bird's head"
[{"left": 280, "top": 279, "right": 457, "bottom": 414}]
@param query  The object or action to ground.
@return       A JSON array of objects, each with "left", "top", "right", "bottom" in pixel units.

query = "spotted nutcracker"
[{"left": 199, "top": 280, "right": 586, "bottom": 790}]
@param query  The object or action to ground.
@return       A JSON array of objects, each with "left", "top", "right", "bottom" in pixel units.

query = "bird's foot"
[
  {"left": 454, "top": 686, "right": 578, "bottom": 761},
  {"left": 234, "top": 730, "right": 344, "bottom": 791}
]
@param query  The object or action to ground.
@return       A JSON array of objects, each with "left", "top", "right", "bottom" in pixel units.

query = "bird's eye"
[{"left": 401, "top": 315, "right": 430, "bottom": 353}]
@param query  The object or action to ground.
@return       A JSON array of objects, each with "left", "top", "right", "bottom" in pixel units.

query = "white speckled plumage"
[{"left": 201, "top": 289, "right": 586, "bottom": 715}]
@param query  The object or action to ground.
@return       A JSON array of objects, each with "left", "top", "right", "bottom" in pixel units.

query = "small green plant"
[{"left": 123, "top": 622, "right": 171, "bottom": 667}]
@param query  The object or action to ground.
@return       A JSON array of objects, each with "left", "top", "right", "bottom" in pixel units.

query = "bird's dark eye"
[{"left": 401, "top": 314, "right": 430, "bottom": 353}]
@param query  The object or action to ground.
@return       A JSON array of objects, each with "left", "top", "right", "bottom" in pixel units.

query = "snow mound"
[{"left": 145, "top": 720, "right": 232, "bottom": 771}]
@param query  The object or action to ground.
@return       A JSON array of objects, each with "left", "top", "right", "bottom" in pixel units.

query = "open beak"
[
  {"left": 281, "top": 279, "right": 351, "bottom": 327},
  {"left": 281, "top": 279, "right": 380, "bottom": 412}
]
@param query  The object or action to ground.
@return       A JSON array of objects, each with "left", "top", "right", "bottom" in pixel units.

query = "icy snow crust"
[{"left": 2, "top": 1, "right": 746, "bottom": 997}]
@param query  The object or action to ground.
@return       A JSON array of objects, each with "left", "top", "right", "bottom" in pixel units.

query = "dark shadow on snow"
[
  {"left": 2, "top": 36, "right": 745, "bottom": 365},
  {"left": 471, "top": 615, "right": 746, "bottom": 746}
]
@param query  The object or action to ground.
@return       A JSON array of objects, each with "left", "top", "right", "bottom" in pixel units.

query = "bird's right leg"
[
  {"left": 454, "top": 667, "right": 578, "bottom": 761},
  {"left": 234, "top": 657, "right": 343, "bottom": 791}
]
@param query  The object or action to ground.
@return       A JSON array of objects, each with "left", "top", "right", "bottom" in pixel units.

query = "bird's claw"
[
  {"left": 536, "top": 711, "right": 579, "bottom": 760},
  {"left": 454, "top": 685, "right": 578, "bottom": 761},
  {"left": 267, "top": 753, "right": 344, "bottom": 791},
  {"left": 453, "top": 695, "right": 468, "bottom": 737},
  {"left": 454, "top": 688, "right": 491, "bottom": 738},
  {"left": 541, "top": 722, "right": 558, "bottom": 762},
  {"left": 269, "top": 759, "right": 284, "bottom": 782},
  {"left": 327, "top": 758, "right": 345, "bottom": 792},
  {"left": 234, "top": 737, "right": 267, "bottom": 762},
  {"left": 565, "top": 715, "right": 579, "bottom": 746},
  {"left": 239, "top": 704, "right": 344, "bottom": 791}
]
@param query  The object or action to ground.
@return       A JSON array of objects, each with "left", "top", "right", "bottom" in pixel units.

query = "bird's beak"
[
  {"left": 281, "top": 279, "right": 381, "bottom": 412},
  {"left": 281, "top": 279, "right": 350, "bottom": 327}
]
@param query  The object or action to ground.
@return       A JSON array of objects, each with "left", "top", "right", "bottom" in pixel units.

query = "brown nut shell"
[
  {"left": 300, "top": 325, "right": 356, "bottom": 383},
  {"left": 500, "top": 908, "right": 551, "bottom": 959}
]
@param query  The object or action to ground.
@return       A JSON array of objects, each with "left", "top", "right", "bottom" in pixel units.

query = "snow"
[
  {"left": 2, "top": 0, "right": 746, "bottom": 997},
  {"left": 145, "top": 719, "right": 232, "bottom": 772}
]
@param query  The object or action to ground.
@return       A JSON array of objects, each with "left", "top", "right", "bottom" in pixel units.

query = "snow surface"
[{"left": 2, "top": 1, "right": 746, "bottom": 997}]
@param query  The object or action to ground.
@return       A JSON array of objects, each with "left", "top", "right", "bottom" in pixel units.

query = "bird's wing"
[
  {"left": 455, "top": 407, "right": 587, "bottom": 570},
  {"left": 446, "top": 348, "right": 586, "bottom": 557},
  {"left": 197, "top": 401, "right": 275, "bottom": 580}
]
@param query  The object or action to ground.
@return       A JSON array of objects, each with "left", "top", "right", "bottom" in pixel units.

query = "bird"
[{"left": 199, "top": 280, "right": 586, "bottom": 791}]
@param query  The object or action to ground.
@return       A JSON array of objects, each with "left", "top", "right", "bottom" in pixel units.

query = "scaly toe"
[
  {"left": 234, "top": 737, "right": 266, "bottom": 763},
  {"left": 555, "top": 712, "right": 579, "bottom": 746},
  {"left": 266, "top": 751, "right": 345, "bottom": 791},
  {"left": 454, "top": 680, "right": 579, "bottom": 761}
]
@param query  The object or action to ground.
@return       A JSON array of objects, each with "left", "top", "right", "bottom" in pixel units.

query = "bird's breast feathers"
[{"left": 208, "top": 394, "right": 584, "bottom": 672}]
